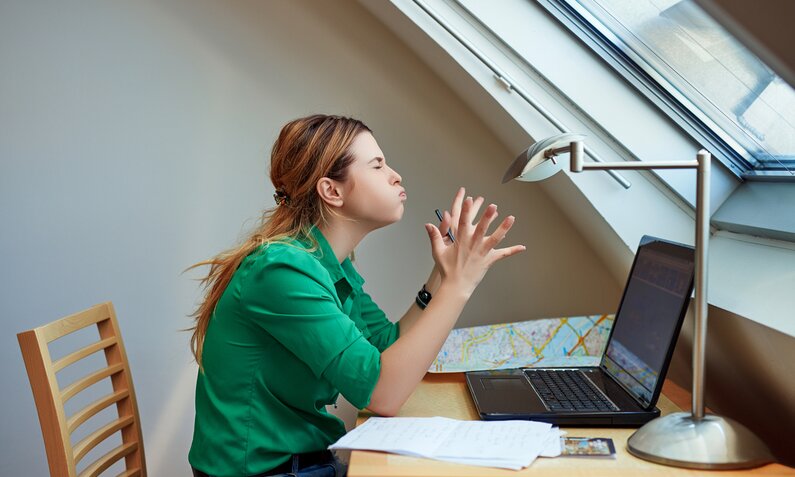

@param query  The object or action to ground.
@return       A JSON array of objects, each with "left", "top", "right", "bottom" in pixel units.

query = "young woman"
[{"left": 188, "top": 114, "right": 525, "bottom": 477}]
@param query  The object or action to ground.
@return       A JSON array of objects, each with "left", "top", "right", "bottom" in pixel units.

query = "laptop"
[{"left": 465, "top": 236, "right": 695, "bottom": 427}]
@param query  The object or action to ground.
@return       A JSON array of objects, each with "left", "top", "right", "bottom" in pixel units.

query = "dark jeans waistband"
[{"left": 192, "top": 449, "right": 335, "bottom": 477}]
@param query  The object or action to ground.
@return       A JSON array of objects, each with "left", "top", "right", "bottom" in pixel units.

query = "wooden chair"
[{"left": 17, "top": 302, "right": 147, "bottom": 477}]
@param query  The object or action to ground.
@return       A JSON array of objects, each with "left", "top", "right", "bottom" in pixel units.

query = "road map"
[{"left": 429, "top": 314, "right": 615, "bottom": 373}]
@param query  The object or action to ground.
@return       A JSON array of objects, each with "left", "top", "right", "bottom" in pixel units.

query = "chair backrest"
[{"left": 17, "top": 302, "right": 146, "bottom": 477}]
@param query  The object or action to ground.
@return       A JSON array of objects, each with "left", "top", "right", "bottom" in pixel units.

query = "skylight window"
[{"left": 543, "top": 0, "right": 795, "bottom": 178}]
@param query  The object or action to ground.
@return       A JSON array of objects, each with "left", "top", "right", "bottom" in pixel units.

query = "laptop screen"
[{"left": 601, "top": 238, "right": 695, "bottom": 408}]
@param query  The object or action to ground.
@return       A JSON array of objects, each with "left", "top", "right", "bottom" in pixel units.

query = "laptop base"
[{"left": 466, "top": 369, "right": 660, "bottom": 427}]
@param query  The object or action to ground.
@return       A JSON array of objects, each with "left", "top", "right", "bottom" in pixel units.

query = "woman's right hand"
[{"left": 425, "top": 187, "right": 526, "bottom": 297}]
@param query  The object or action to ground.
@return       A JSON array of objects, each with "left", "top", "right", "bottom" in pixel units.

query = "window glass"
[{"left": 571, "top": 0, "right": 794, "bottom": 174}]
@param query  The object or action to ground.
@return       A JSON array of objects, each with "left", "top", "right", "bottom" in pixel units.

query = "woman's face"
[{"left": 340, "top": 131, "right": 406, "bottom": 230}]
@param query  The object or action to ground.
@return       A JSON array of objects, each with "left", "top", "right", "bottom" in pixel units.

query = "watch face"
[{"left": 417, "top": 286, "right": 432, "bottom": 309}]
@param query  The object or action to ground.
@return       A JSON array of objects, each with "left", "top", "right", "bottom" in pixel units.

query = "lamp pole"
[{"left": 693, "top": 149, "right": 710, "bottom": 420}]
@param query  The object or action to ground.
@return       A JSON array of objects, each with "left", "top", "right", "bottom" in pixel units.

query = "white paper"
[
  {"left": 433, "top": 419, "right": 551, "bottom": 459},
  {"left": 329, "top": 416, "right": 558, "bottom": 470},
  {"left": 329, "top": 416, "right": 456, "bottom": 457},
  {"left": 539, "top": 427, "right": 564, "bottom": 458}
]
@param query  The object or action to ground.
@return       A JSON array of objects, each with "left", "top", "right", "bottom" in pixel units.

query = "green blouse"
[{"left": 188, "top": 228, "right": 400, "bottom": 477}]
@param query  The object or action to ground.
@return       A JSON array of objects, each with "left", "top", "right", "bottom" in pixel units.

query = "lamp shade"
[{"left": 502, "top": 133, "right": 585, "bottom": 183}]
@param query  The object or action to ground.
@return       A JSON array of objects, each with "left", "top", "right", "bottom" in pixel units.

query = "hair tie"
[{"left": 273, "top": 187, "right": 291, "bottom": 206}]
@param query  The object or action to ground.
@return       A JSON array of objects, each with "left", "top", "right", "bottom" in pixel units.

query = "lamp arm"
[
  {"left": 562, "top": 139, "right": 697, "bottom": 172},
  {"left": 578, "top": 160, "right": 699, "bottom": 170},
  {"left": 545, "top": 141, "right": 633, "bottom": 187},
  {"left": 578, "top": 143, "right": 632, "bottom": 188}
]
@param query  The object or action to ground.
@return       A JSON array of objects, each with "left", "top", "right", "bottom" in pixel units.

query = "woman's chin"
[{"left": 381, "top": 214, "right": 404, "bottom": 229}]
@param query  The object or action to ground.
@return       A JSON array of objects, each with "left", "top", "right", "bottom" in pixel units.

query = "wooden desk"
[{"left": 349, "top": 373, "right": 793, "bottom": 476}]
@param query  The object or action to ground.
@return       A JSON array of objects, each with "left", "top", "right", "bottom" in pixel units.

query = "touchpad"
[
  {"left": 481, "top": 377, "right": 526, "bottom": 391},
  {"left": 476, "top": 376, "right": 541, "bottom": 413}
]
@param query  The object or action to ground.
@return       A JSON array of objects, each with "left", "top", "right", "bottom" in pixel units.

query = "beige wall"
[
  {"left": 0, "top": 1, "right": 620, "bottom": 475},
  {"left": 668, "top": 305, "right": 795, "bottom": 465}
]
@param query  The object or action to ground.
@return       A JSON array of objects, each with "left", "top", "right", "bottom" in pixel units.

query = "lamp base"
[{"left": 627, "top": 412, "right": 773, "bottom": 470}]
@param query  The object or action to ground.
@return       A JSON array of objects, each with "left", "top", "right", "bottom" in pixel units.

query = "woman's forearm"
[
  {"left": 368, "top": 280, "right": 470, "bottom": 416},
  {"left": 369, "top": 196, "right": 524, "bottom": 416},
  {"left": 395, "top": 265, "right": 442, "bottom": 336}
]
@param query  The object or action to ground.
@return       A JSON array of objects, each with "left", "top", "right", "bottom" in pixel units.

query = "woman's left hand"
[
  {"left": 438, "top": 187, "right": 484, "bottom": 246},
  {"left": 426, "top": 187, "right": 489, "bottom": 294}
]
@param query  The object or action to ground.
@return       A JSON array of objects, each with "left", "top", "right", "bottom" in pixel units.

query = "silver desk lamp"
[{"left": 503, "top": 134, "right": 773, "bottom": 469}]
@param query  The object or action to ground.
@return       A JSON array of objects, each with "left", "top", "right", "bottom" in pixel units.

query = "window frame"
[{"left": 537, "top": 0, "right": 795, "bottom": 181}]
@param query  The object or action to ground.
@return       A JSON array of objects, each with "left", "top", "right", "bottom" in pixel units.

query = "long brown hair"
[{"left": 188, "top": 114, "right": 372, "bottom": 366}]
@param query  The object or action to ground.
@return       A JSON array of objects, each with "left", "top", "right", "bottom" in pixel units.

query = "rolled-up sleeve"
[
  {"left": 239, "top": 252, "right": 381, "bottom": 407},
  {"left": 321, "top": 338, "right": 381, "bottom": 409},
  {"left": 357, "top": 290, "right": 400, "bottom": 352}
]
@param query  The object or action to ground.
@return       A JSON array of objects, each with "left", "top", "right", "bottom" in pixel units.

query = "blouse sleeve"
[{"left": 357, "top": 290, "right": 400, "bottom": 352}]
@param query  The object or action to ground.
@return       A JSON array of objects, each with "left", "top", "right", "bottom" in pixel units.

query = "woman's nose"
[{"left": 390, "top": 167, "right": 402, "bottom": 184}]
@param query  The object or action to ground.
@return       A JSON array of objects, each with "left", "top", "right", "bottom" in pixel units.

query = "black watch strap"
[{"left": 415, "top": 284, "right": 432, "bottom": 310}]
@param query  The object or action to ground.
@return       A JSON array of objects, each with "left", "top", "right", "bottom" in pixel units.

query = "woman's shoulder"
[
  {"left": 245, "top": 239, "right": 328, "bottom": 280},
  {"left": 233, "top": 240, "right": 337, "bottom": 313},
  {"left": 248, "top": 239, "right": 310, "bottom": 263}
]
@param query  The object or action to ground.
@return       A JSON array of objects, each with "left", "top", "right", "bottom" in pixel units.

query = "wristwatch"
[{"left": 415, "top": 284, "right": 432, "bottom": 310}]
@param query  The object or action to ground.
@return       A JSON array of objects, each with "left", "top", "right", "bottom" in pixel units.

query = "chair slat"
[
  {"left": 40, "top": 303, "right": 111, "bottom": 343},
  {"left": 67, "top": 389, "right": 130, "bottom": 434},
  {"left": 77, "top": 441, "right": 137, "bottom": 477},
  {"left": 116, "top": 468, "right": 141, "bottom": 477},
  {"left": 73, "top": 415, "right": 134, "bottom": 464},
  {"left": 53, "top": 337, "right": 117, "bottom": 373},
  {"left": 61, "top": 363, "right": 124, "bottom": 403}
]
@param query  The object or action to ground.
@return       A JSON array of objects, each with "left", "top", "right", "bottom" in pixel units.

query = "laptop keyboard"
[{"left": 525, "top": 369, "right": 618, "bottom": 412}]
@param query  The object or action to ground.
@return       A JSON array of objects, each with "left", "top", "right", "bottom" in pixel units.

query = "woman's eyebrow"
[{"left": 368, "top": 157, "right": 384, "bottom": 164}]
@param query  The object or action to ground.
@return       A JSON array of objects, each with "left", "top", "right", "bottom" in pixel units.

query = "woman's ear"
[{"left": 316, "top": 177, "right": 344, "bottom": 208}]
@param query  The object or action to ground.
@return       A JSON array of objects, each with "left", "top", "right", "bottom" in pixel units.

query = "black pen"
[{"left": 435, "top": 209, "right": 456, "bottom": 243}]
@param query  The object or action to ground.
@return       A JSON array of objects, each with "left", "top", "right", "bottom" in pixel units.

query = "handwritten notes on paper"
[{"left": 329, "top": 416, "right": 562, "bottom": 470}]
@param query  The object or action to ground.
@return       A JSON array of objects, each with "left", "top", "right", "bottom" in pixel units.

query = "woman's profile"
[{"left": 188, "top": 114, "right": 525, "bottom": 477}]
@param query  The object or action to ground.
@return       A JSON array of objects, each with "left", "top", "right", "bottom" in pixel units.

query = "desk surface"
[{"left": 349, "top": 373, "right": 793, "bottom": 477}]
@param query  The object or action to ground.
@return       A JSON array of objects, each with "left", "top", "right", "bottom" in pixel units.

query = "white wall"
[{"left": 0, "top": 1, "right": 621, "bottom": 475}]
